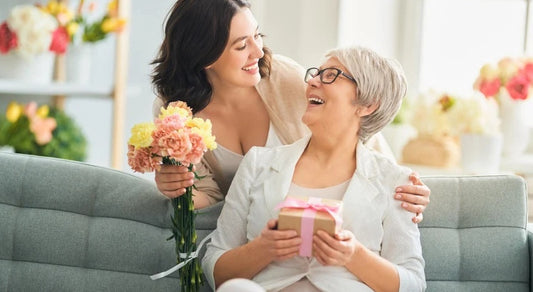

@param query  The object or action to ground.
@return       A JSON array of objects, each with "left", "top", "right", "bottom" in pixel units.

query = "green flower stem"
[{"left": 168, "top": 161, "right": 203, "bottom": 292}]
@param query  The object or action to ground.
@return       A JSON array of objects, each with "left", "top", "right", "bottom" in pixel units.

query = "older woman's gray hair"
[{"left": 325, "top": 46, "right": 407, "bottom": 143}]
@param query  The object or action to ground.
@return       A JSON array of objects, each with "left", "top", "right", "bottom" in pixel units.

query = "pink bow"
[{"left": 276, "top": 197, "right": 343, "bottom": 257}]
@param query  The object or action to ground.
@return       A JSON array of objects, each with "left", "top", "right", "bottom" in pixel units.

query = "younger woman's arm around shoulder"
[{"left": 213, "top": 219, "right": 301, "bottom": 288}]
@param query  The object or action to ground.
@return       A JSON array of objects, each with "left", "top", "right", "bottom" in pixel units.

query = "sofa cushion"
[{"left": 420, "top": 175, "right": 529, "bottom": 292}]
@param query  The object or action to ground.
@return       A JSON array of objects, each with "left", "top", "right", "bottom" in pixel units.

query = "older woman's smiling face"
[{"left": 302, "top": 57, "right": 361, "bottom": 135}]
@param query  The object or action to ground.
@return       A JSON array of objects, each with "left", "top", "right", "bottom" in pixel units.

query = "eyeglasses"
[{"left": 304, "top": 67, "right": 357, "bottom": 85}]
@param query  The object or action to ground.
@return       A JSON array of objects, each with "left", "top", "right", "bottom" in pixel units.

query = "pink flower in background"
[
  {"left": 523, "top": 62, "right": 533, "bottom": 82},
  {"left": 506, "top": 73, "right": 530, "bottom": 100},
  {"left": 474, "top": 57, "right": 533, "bottom": 101},
  {"left": 30, "top": 116, "right": 57, "bottom": 145},
  {"left": 49, "top": 26, "right": 69, "bottom": 54},
  {"left": 478, "top": 78, "right": 501, "bottom": 98}
]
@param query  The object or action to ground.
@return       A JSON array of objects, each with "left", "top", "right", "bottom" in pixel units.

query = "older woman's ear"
[{"left": 358, "top": 103, "right": 378, "bottom": 117}]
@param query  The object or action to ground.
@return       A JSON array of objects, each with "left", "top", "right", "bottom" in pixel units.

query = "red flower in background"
[
  {"left": 0, "top": 22, "right": 18, "bottom": 54},
  {"left": 506, "top": 72, "right": 530, "bottom": 100},
  {"left": 49, "top": 26, "right": 69, "bottom": 54}
]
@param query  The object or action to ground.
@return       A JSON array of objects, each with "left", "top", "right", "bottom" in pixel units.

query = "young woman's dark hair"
[{"left": 151, "top": 0, "right": 272, "bottom": 114}]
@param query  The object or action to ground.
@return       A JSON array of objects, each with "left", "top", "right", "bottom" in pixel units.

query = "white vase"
[
  {"left": 66, "top": 45, "right": 94, "bottom": 84},
  {"left": 499, "top": 92, "right": 531, "bottom": 157},
  {"left": 0, "top": 52, "right": 55, "bottom": 84},
  {"left": 460, "top": 133, "right": 502, "bottom": 174}
]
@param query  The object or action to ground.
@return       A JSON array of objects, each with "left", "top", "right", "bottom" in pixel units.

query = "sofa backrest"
[
  {"left": 1, "top": 153, "right": 531, "bottom": 292},
  {"left": 420, "top": 175, "right": 530, "bottom": 291},
  {"left": 0, "top": 152, "right": 218, "bottom": 292}
]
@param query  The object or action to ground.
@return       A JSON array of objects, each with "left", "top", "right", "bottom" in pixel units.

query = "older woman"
[{"left": 202, "top": 46, "right": 426, "bottom": 291}]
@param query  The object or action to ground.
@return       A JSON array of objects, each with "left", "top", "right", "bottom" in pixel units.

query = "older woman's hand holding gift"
[{"left": 313, "top": 230, "right": 357, "bottom": 266}]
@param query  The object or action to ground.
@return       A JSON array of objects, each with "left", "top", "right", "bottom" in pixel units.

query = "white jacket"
[{"left": 202, "top": 136, "right": 426, "bottom": 292}]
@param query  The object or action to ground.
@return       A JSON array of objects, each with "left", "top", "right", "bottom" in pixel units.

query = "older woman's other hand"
[
  {"left": 313, "top": 230, "right": 357, "bottom": 266},
  {"left": 394, "top": 172, "right": 431, "bottom": 223},
  {"left": 154, "top": 164, "right": 195, "bottom": 198},
  {"left": 255, "top": 219, "right": 302, "bottom": 262}
]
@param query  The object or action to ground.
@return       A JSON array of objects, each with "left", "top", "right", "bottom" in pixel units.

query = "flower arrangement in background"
[
  {"left": 0, "top": 101, "right": 87, "bottom": 161},
  {"left": 68, "top": 0, "right": 127, "bottom": 44},
  {"left": 409, "top": 90, "right": 457, "bottom": 138},
  {"left": 409, "top": 90, "right": 500, "bottom": 138},
  {"left": 0, "top": 2, "right": 72, "bottom": 58},
  {"left": 127, "top": 101, "right": 216, "bottom": 292},
  {"left": 447, "top": 91, "right": 501, "bottom": 136},
  {"left": 474, "top": 57, "right": 533, "bottom": 101}
]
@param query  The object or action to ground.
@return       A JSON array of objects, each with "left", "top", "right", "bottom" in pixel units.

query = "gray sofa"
[{"left": 0, "top": 152, "right": 531, "bottom": 292}]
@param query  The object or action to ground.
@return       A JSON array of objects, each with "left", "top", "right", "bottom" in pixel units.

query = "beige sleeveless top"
[{"left": 212, "top": 123, "right": 282, "bottom": 190}]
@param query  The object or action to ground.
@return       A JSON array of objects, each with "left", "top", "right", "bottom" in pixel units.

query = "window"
[{"left": 417, "top": 0, "right": 529, "bottom": 94}]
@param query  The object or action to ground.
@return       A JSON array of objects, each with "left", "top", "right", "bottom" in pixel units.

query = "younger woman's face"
[{"left": 205, "top": 8, "right": 264, "bottom": 89}]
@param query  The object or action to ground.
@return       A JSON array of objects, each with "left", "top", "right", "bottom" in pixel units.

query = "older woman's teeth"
[
  {"left": 309, "top": 97, "right": 324, "bottom": 105},
  {"left": 242, "top": 64, "right": 258, "bottom": 71}
]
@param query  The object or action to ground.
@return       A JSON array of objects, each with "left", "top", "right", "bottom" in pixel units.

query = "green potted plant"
[{"left": 0, "top": 101, "right": 87, "bottom": 161}]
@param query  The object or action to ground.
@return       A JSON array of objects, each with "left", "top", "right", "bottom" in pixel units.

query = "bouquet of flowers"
[
  {"left": 0, "top": 101, "right": 87, "bottom": 161},
  {"left": 0, "top": 2, "right": 72, "bottom": 58},
  {"left": 127, "top": 101, "right": 216, "bottom": 292},
  {"left": 474, "top": 57, "right": 533, "bottom": 101}
]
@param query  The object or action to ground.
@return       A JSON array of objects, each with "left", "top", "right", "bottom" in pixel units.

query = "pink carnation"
[
  {"left": 127, "top": 145, "right": 162, "bottom": 173},
  {"left": 154, "top": 129, "right": 192, "bottom": 162},
  {"left": 155, "top": 114, "right": 186, "bottom": 132},
  {"left": 506, "top": 73, "right": 530, "bottom": 100},
  {"left": 185, "top": 132, "right": 207, "bottom": 164}
]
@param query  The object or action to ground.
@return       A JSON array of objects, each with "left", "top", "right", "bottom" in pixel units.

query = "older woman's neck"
[{"left": 306, "top": 133, "right": 359, "bottom": 166}]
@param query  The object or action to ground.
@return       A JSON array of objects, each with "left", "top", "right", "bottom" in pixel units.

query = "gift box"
[{"left": 276, "top": 196, "right": 343, "bottom": 257}]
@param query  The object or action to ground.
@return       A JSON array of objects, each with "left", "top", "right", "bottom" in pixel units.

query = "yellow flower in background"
[
  {"left": 6, "top": 102, "right": 22, "bottom": 123},
  {"left": 101, "top": 17, "right": 126, "bottom": 33},
  {"left": 128, "top": 122, "right": 155, "bottom": 149},
  {"left": 107, "top": 0, "right": 118, "bottom": 15},
  {"left": 42, "top": 0, "right": 74, "bottom": 26},
  {"left": 66, "top": 21, "right": 79, "bottom": 37},
  {"left": 36, "top": 105, "right": 50, "bottom": 118}
]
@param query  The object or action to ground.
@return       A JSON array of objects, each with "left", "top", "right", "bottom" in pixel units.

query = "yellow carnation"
[
  {"left": 191, "top": 127, "right": 217, "bottom": 151},
  {"left": 36, "top": 105, "right": 50, "bottom": 118},
  {"left": 6, "top": 101, "right": 22, "bottom": 123},
  {"left": 159, "top": 103, "right": 192, "bottom": 120},
  {"left": 128, "top": 122, "right": 155, "bottom": 149},
  {"left": 186, "top": 117, "right": 212, "bottom": 132}
]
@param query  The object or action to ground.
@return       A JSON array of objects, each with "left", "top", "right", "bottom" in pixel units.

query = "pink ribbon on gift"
[{"left": 275, "top": 197, "right": 343, "bottom": 257}]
